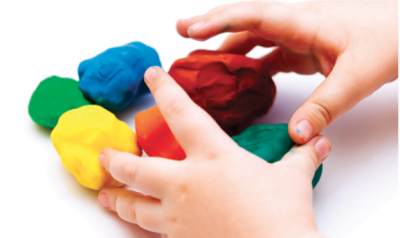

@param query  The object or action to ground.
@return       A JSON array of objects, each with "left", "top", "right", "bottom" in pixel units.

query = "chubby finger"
[
  {"left": 181, "top": 1, "right": 317, "bottom": 44},
  {"left": 98, "top": 188, "right": 164, "bottom": 233},
  {"left": 176, "top": 15, "right": 204, "bottom": 38},
  {"left": 177, "top": 4, "right": 231, "bottom": 38},
  {"left": 143, "top": 66, "right": 237, "bottom": 157},
  {"left": 288, "top": 52, "right": 393, "bottom": 144},
  {"left": 217, "top": 31, "right": 276, "bottom": 55},
  {"left": 281, "top": 135, "right": 331, "bottom": 180},
  {"left": 99, "top": 148, "right": 177, "bottom": 198}
]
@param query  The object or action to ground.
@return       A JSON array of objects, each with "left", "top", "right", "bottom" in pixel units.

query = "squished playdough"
[
  {"left": 51, "top": 105, "right": 142, "bottom": 190},
  {"left": 169, "top": 50, "right": 276, "bottom": 136},
  {"left": 231, "top": 124, "right": 323, "bottom": 188},
  {"left": 78, "top": 42, "right": 162, "bottom": 111},
  {"left": 135, "top": 106, "right": 186, "bottom": 160},
  {"left": 28, "top": 76, "right": 92, "bottom": 128}
]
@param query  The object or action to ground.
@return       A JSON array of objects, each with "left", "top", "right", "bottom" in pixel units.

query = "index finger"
[
  {"left": 99, "top": 148, "right": 177, "bottom": 198},
  {"left": 144, "top": 67, "right": 236, "bottom": 157},
  {"left": 177, "top": 1, "right": 316, "bottom": 46}
]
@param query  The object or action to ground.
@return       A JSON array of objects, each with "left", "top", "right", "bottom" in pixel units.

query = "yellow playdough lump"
[{"left": 51, "top": 105, "right": 142, "bottom": 190}]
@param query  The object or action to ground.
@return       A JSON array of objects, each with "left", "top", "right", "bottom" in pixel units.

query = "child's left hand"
[{"left": 97, "top": 66, "right": 331, "bottom": 238}]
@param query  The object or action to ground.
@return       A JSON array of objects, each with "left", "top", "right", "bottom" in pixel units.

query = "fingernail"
[
  {"left": 187, "top": 20, "right": 204, "bottom": 37},
  {"left": 296, "top": 120, "right": 313, "bottom": 141},
  {"left": 98, "top": 152, "right": 104, "bottom": 166},
  {"left": 144, "top": 67, "right": 157, "bottom": 84},
  {"left": 98, "top": 193, "right": 110, "bottom": 209},
  {"left": 315, "top": 138, "right": 331, "bottom": 162}
]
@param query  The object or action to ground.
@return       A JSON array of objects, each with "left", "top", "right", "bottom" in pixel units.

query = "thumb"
[
  {"left": 288, "top": 54, "right": 388, "bottom": 144},
  {"left": 281, "top": 135, "right": 331, "bottom": 181}
]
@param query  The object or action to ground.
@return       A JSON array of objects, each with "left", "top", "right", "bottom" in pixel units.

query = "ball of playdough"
[
  {"left": 28, "top": 76, "right": 92, "bottom": 128},
  {"left": 169, "top": 50, "right": 276, "bottom": 136},
  {"left": 231, "top": 124, "right": 323, "bottom": 188},
  {"left": 78, "top": 42, "right": 162, "bottom": 111},
  {"left": 135, "top": 106, "right": 186, "bottom": 160},
  {"left": 51, "top": 105, "right": 142, "bottom": 190}
]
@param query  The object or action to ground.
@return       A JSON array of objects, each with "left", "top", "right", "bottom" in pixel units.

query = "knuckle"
[
  {"left": 202, "top": 149, "right": 221, "bottom": 161},
  {"left": 174, "top": 178, "right": 189, "bottom": 194},
  {"left": 308, "top": 101, "right": 332, "bottom": 127},
  {"left": 170, "top": 177, "right": 190, "bottom": 201},
  {"left": 128, "top": 202, "right": 138, "bottom": 224},
  {"left": 123, "top": 163, "right": 138, "bottom": 185},
  {"left": 164, "top": 212, "right": 178, "bottom": 227}
]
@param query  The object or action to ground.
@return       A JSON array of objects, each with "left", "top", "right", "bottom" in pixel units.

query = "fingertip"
[
  {"left": 187, "top": 20, "right": 205, "bottom": 38},
  {"left": 314, "top": 136, "right": 331, "bottom": 162},
  {"left": 296, "top": 120, "right": 314, "bottom": 142},
  {"left": 98, "top": 152, "right": 105, "bottom": 166},
  {"left": 144, "top": 66, "right": 158, "bottom": 84},
  {"left": 302, "top": 135, "right": 331, "bottom": 164},
  {"left": 176, "top": 19, "right": 190, "bottom": 38},
  {"left": 99, "top": 148, "right": 116, "bottom": 166},
  {"left": 99, "top": 148, "right": 122, "bottom": 171},
  {"left": 177, "top": 16, "right": 207, "bottom": 39},
  {"left": 288, "top": 121, "right": 306, "bottom": 144},
  {"left": 282, "top": 135, "right": 330, "bottom": 177},
  {"left": 98, "top": 188, "right": 124, "bottom": 212},
  {"left": 98, "top": 191, "right": 110, "bottom": 210},
  {"left": 183, "top": 17, "right": 218, "bottom": 41},
  {"left": 288, "top": 112, "right": 317, "bottom": 144}
]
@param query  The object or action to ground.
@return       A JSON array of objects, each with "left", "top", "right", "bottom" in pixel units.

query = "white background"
[{"left": 0, "top": 0, "right": 398, "bottom": 237}]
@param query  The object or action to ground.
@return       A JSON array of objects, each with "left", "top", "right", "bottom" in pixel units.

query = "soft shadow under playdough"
[{"left": 34, "top": 124, "right": 52, "bottom": 137}]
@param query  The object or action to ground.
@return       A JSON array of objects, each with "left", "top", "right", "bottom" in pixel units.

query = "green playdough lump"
[
  {"left": 232, "top": 123, "right": 323, "bottom": 188},
  {"left": 28, "top": 76, "right": 92, "bottom": 128}
]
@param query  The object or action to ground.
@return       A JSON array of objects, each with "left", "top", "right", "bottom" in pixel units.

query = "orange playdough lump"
[{"left": 135, "top": 106, "right": 186, "bottom": 160}]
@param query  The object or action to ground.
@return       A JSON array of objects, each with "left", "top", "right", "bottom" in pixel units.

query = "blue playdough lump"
[{"left": 78, "top": 42, "right": 162, "bottom": 111}]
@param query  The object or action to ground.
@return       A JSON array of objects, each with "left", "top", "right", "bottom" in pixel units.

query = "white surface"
[{"left": 0, "top": 0, "right": 398, "bottom": 237}]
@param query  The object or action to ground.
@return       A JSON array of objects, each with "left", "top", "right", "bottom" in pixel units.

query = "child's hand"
[
  {"left": 97, "top": 67, "right": 331, "bottom": 238},
  {"left": 177, "top": 0, "right": 398, "bottom": 144}
]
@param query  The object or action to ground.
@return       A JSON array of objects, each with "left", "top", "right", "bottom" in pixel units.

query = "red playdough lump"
[
  {"left": 135, "top": 106, "right": 186, "bottom": 160},
  {"left": 169, "top": 50, "right": 276, "bottom": 136}
]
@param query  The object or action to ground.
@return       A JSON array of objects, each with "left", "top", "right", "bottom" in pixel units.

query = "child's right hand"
[
  {"left": 97, "top": 67, "right": 330, "bottom": 238},
  {"left": 177, "top": 0, "right": 398, "bottom": 144}
]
